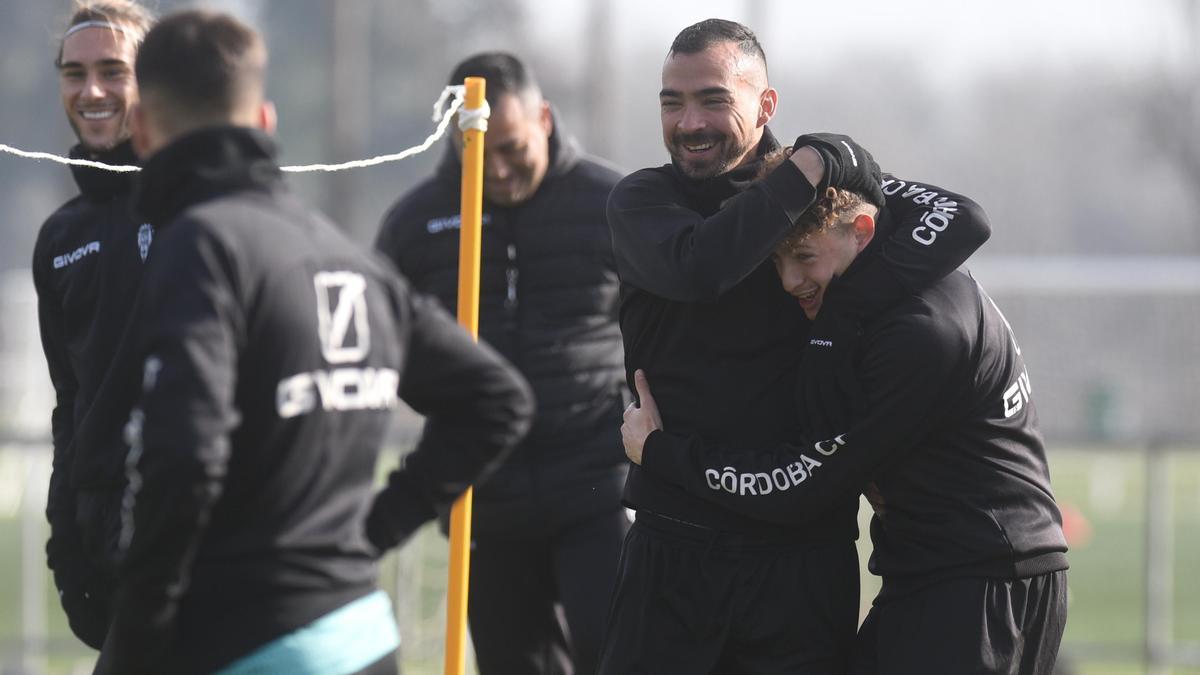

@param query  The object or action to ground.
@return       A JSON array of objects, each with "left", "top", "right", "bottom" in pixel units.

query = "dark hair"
[
  {"left": 669, "top": 18, "right": 767, "bottom": 72},
  {"left": 448, "top": 51, "right": 540, "bottom": 107},
  {"left": 135, "top": 10, "right": 266, "bottom": 127},
  {"left": 56, "top": 1, "right": 155, "bottom": 67}
]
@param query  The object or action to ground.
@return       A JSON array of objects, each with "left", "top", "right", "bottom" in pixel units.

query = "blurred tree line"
[
  {"left": 1, "top": 0, "right": 1198, "bottom": 439},
  {"left": 2, "top": 0, "right": 1196, "bottom": 264}
]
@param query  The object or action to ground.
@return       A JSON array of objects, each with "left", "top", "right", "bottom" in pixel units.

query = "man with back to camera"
[
  {"left": 32, "top": 0, "right": 154, "bottom": 651},
  {"left": 94, "top": 10, "right": 535, "bottom": 675},
  {"left": 622, "top": 182, "right": 1069, "bottom": 674},
  {"left": 375, "top": 52, "right": 628, "bottom": 675},
  {"left": 598, "top": 18, "right": 994, "bottom": 673}
]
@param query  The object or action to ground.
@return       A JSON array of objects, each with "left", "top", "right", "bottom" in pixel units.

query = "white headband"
[{"left": 63, "top": 20, "right": 132, "bottom": 40}]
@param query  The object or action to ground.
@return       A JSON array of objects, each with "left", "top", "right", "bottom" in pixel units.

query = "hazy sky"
[{"left": 529, "top": 0, "right": 1191, "bottom": 79}]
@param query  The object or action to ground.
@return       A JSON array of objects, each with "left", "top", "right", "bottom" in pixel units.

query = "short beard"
[
  {"left": 69, "top": 117, "right": 130, "bottom": 156},
  {"left": 667, "top": 132, "right": 752, "bottom": 180}
]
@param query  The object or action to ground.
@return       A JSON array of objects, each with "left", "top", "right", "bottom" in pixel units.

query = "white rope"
[
  {"left": 457, "top": 101, "right": 490, "bottom": 134},
  {"left": 283, "top": 85, "right": 467, "bottom": 173},
  {"left": 0, "top": 144, "right": 139, "bottom": 172},
  {"left": 0, "top": 85, "right": 471, "bottom": 174},
  {"left": 431, "top": 84, "right": 490, "bottom": 133},
  {"left": 432, "top": 85, "right": 465, "bottom": 124}
]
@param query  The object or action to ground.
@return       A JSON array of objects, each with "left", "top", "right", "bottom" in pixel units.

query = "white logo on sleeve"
[
  {"left": 839, "top": 140, "right": 858, "bottom": 167},
  {"left": 703, "top": 435, "right": 847, "bottom": 496},
  {"left": 52, "top": 241, "right": 101, "bottom": 269},
  {"left": 426, "top": 212, "right": 492, "bottom": 234},
  {"left": 880, "top": 178, "right": 962, "bottom": 247},
  {"left": 314, "top": 271, "right": 370, "bottom": 364},
  {"left": 1003, "top": 369, "right": 1033, "bottom": 418}
]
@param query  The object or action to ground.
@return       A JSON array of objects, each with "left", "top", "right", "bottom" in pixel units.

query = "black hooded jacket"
[
  {"left": 608, "top": 129, "right": 992, "bottom": 538},
  {"left": 641, "top": 238, "right": 1069, "bottom": 598},
  {"left": 32, "top": 140, "right": 151, "bottom": 646},
  {"left": 101, "top": 127, "right": 533, "bottom": 675},
  {"left": 375, "top": 116, "right": 626, "bottom": 534}
]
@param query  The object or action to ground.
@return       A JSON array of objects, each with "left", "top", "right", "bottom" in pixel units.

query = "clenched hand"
[{"left": 621, "top": 369, "right": 662, "bottom": 465}]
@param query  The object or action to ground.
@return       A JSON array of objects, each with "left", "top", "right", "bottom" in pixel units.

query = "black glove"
[
  {"left": 792, "top": 133, "right": 885, "bottom": 208},
  {"left": 54, "top": 569, "right": 112, "bottom": 650},
  {"left": 364, "top": 478, "right": 437, "bottom": 555},
  {"left": 47, "top": 518, "right": 112, "bottom": 649}
]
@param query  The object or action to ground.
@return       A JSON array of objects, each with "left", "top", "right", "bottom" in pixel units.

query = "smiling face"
[
  {"left": 452, "top": 92, "right": 552, "bottom": 207},
  {"left": 659, "top": 41, "right": 776, "bottom": 180},
  {"left": 58, "top": 26, "right": 139, "bottom": 153},
  {"left": 774, "top": 214, "right": 876, "bottom": 320}
]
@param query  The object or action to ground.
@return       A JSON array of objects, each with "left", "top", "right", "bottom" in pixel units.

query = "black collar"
[
  {"left": 69, "top": 140, "right": 139, "bottom": 202},
  {"left": 135, "top": 126, "right": 283, "bottom": 227}
]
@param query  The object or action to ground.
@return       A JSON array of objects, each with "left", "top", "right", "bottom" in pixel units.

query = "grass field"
[{"left": 1, "top": 446, "right": 1197, "bottom": 674}]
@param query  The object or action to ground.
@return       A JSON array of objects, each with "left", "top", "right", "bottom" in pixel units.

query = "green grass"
[
  {"left": 2, "top": 447, "right": 1197, "bottom": 674},
  {"left": 1032, "top": 448, "right": 1199, "bottom": 674}
]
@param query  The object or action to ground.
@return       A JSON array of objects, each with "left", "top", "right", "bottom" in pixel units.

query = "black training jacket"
[
  {"left": 608, "top": 129, "right": 991, "bottom": 537},
  {"left": 375, "top": 117, "right": 626, "bottom": 534},
  {"left": 641, "top": 253, "right": 1069, "bottom": 598},
  {"left": 32, "top": 140, "right": 151, "bottom": 643},
  {"left": 100, "top": 127, "right": 534, "bottom": 675}
]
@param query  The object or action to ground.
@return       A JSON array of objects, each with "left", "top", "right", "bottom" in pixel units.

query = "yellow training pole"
[{"left": 444, "top": 76, "right": 486, "bottom": 675}]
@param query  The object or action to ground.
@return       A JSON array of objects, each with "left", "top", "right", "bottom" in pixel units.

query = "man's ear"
[
  {"left": 757, "top": 87, "right": 778, "bottom": 127},
  {"left": 258, "top": 100, "right": 278, "bottom": 135},
  {"left": 852, "top": 213, "right": 876, "bottom": 252},
  {"left": 538, "top": 99, "right": 553, "bottom": 136}
]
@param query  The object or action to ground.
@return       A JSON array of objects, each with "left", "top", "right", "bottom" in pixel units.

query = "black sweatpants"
[
  {"left": 852, "top": 570, "right": 1068, "bottom": 675},
  {"left": 468, "top": 507, "right": 631, "bottom": 675},
  {"left": 597, "top": 512, "right": 860, "bottom": 675}
]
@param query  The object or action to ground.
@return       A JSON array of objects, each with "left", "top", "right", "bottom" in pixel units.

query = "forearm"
[
  {"left": 639, "top": 313, "right": 958, "bottom": 526},
  {"left": 367, "top": 291, "right": 534, "bottom": 551},
  {"left": 107, "top": 423, "right": 224, "bottom": 673},
  {"left": 640, "top": 430, "right": 870, "bottom": 526},
  {"left": 831, "top": 176, "right": 990, "bottom": 313},
  {"left": 608, "top": 162, "right": 817, "bottom": 302}
]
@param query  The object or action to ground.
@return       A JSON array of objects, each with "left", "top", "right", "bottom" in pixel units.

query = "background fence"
[
  {"left": 1, "top": 441, "right": 1198, "bottom": 674},
  {"left": 2, "top": 256, "right": 1199, "bottom": 675}
]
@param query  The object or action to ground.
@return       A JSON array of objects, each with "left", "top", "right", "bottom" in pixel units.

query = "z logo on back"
[
  {"left": 274, "top": 271, "right": 399, "bottom": 419},
  {"left": 315, "top": 271, "right": 370, "bottom": 364}
]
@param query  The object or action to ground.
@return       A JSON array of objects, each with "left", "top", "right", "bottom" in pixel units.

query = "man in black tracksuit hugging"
[
  {"left": 623, "top": 182, "right": 1069, "bottom": 673},
  {"left": 95, "top": 11, "right": 534, "bottom": 675},
  {"left": 599, "top": 18, "right": 993, "bottom": 674}
]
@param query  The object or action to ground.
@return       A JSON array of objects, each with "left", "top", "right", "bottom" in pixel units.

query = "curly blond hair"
[{"left": 775, "top": 187, "right": 868, "bottom": 255}]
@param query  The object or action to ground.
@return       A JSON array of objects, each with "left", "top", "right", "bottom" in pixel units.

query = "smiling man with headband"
[{"left": 33, "top": 0, "right": 154, "bottom": 653}]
